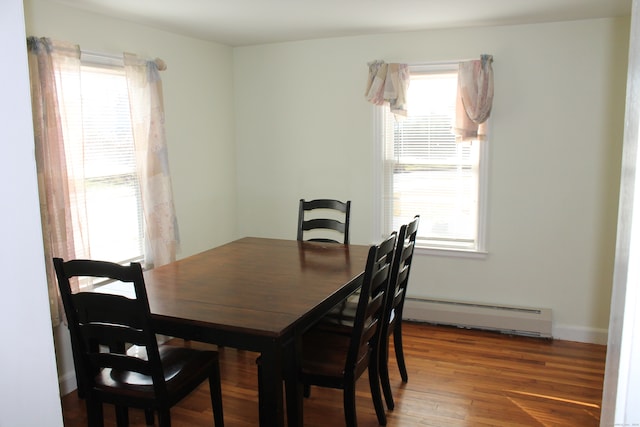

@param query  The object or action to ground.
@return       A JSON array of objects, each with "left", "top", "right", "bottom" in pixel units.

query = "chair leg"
[
  {"left": 393, "top": 323, "right": 408, "bottom": 382},
  {"left": 144, "top": 409, "right": 154, "bottom": 426},
  {"left": 378, "top": 328, "right": 395, "bottom": 410},
  {"left": 343, "top": 382, "right": 358, "bottom": 427},
  {"left": 209, "top": 362, "right": 225, "bottom": 427},
  {"left": 379, "top": 338, "right": 395, "bottom": 410},
  {"left": 85, "top": 399, "right": 104, "bottom": 427},
  {"left": 157, "top": 408, "right": 171, "bottom": 427},
  {"left": 114, "top": 405, "right": 129, "bottom": 427},
  {"left": 368, "top": 358, "right": 387, "bottom": 426}
]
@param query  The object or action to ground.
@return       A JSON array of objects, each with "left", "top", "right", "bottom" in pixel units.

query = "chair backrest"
[
  {"left": 346, "top": 232, "right": 397, "bottom": 376},
  {"left": 53, "top": 258, "right": 167, "bottom": 400},
  {"left": 383, "top": 215, "right": 420, "bottom": 336},
  {"left": 297, "top": 198, "right": 351, "bottom": 244}
]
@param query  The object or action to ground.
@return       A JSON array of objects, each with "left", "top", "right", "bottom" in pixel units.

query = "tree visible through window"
[{"left": 379, "top": 64, "right": 487, "bottom": 253}]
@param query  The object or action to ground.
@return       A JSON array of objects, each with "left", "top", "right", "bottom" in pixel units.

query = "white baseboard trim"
[
  {"left": 58, "top": 370, "right": 77, "bottom": 396},
  {"left": 552, "top": 324, "right": 609, "bottom": 345}
]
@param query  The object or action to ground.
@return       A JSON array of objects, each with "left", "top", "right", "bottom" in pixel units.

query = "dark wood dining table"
[{"left": 140, "top": 237, "right": 370, "bottom": 427}]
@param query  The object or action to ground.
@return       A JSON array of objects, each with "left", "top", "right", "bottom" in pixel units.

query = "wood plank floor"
[{"left": 60, "top": 322, "right": 606, "bottom": 426}]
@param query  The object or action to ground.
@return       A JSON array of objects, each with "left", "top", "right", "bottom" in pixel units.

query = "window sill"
[{"left": 415, "top": 246, "right": 488, "bottom": 259}]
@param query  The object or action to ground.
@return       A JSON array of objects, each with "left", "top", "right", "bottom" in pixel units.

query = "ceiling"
[{"left": 53, "top": 0, "right": 632, "bottom": 46}]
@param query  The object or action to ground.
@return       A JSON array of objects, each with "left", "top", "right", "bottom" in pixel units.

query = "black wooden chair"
[
  {"left": 53, "top": 258, "right": 224, "bottom": 427},
  {"left": 298, "top": 232, "right": 397, "bottom": 426},
  {"left": 378, "top": 215, "right": 419, "bottom": 409},
  {"left": 297, "top": 198, "right": 351, "bottom": 244},
  {"left": 315, "top": 216, "right": 420, "bottom": 411}
]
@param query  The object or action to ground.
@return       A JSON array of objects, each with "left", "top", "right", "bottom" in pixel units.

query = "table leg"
[
  {"left": 258, "top": 342, "right": 285, "bottom": 427},
  {"left": 284, "top": 335, "right": 303, "bottom": 427}
]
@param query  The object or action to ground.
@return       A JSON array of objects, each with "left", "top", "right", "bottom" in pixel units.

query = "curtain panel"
[
  {"left": 124, "top": 53, "right": 180, "bottom": 269},
  {"left": 27, "top": 37, "right": 87, "bottom": 325},
  {"left": 454, "top": 54, "right": 494, "bottom": 142}
]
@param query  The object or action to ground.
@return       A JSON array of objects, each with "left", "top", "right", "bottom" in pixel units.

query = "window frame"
[
  {"left": 61, "top": 54, "right": 146, "bottom": 268},
  {"left": 373, "top": 62, "right": 489, "bottom": 258}
]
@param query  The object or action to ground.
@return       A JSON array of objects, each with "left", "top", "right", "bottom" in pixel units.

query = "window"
[
  {"left": 376, "top": 63, "right": 488, "bottom": 254},
  {"left": 59, "top": 59, "right": 144, "bottom": 265}
]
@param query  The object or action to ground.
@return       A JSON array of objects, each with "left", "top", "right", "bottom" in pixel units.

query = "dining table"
[{"left": 139, "top": 237, "right": 370, "bottom": 427}]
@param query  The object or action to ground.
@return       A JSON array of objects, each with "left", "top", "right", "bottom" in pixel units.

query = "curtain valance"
[
  {"left": 453, "top": 54, "right": 494, "bottom": 142},
  {"left": 364, "top": 60, "right": 410, "bottom": 116},
  {"left": 365, "top": 55, "right": 494, "bottom": 142}
]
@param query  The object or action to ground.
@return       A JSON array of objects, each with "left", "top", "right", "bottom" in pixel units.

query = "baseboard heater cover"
[{"left": 403, "top": 297, "right": 552, "bottom": 338}]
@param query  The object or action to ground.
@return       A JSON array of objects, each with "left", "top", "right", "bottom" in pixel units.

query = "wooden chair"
[
  {"left": 379, "top": 215, "right": 419, "bottom": 410},
  {"left": 297, "top": 198, "right": 351, "bottom": 244},
  {"left": 298, "top": 232, "right": 397, "bottom": 426},
  {"left": 53, "top": 258, "right": 224, "bottom": 427},
  {"left": 316, "top": 216, "right": 420, "bottom": 411}
]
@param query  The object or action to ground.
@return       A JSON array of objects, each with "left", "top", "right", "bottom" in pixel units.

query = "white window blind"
[
  {"left": 61, "top": 62, "right": 144, "bottom": 265},
  {"left": 380, "top": 65, "right": 486, "bottom": 253}
]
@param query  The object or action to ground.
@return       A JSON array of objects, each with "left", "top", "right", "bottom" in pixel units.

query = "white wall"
[
  {"left": 234, "top": 18, "right": 629, "bottom": 343},
  {"left": 0, "top": 0, "right": 63, "bottom": 425}
]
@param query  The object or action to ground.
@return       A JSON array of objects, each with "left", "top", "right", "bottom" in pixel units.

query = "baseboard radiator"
[{"left": 403, "top": 297, "right": 553, "bottom": 338}]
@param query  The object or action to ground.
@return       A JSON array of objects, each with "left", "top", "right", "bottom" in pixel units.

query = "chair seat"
[
  {"left": 302, "top": 327, "right": 370, "bottom": 381},
  {"left": 96, "top": 345, "right": 218, "bottom": 398}
]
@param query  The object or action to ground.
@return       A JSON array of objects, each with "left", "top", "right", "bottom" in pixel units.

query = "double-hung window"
[
  {"left": 376, "top": 63, "right": 488, "bottom": 255},
  {"left": 59, "top": 57, "right": 144, "bottom": 266}
]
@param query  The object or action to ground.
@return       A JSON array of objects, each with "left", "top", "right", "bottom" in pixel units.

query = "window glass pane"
[
  {"left": 384, "top": 68, "right": 481, "bottom": 251},
  {"left": 80, "top": 65, "right": 143, "bottom": 263}
]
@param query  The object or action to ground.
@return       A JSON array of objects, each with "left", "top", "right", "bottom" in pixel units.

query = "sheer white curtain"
[
  {"left": 27, "top": 37, "right": 88, "bottom": 325},
  {"left": 124, "top": 54, "right": 179, "bottom": 269}
]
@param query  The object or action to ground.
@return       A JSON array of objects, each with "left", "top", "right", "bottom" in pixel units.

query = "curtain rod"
[
  {"left": 410, "top": 56, "right": 493, "bottom": 66},
  {"left": 81, "top": 49, "right": 166, "bottom": 71}
]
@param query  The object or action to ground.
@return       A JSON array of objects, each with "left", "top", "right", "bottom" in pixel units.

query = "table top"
[{"left": 142, "top": 237, "right": 370, "bottom": 340}]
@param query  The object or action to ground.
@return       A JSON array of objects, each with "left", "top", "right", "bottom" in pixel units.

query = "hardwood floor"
[{"left": 60, "top": 322, "right": 606, "bottom": 426}]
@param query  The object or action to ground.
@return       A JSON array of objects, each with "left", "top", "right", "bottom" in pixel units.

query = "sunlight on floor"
[{"left": 507, "top": 390, "right": 601, "bottom": 409}]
